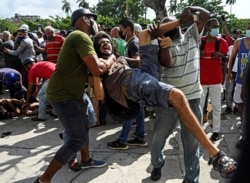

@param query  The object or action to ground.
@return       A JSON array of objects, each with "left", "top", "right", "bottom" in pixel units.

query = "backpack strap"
[
  {"left": 215, "top": 37, "right": 221, "bottom": 52},
  {"left": 200, "top": 36, "right": 221, "bottom": 52},
  {"left": 200, "top": 37, "right": 206, "bottom": 51}
]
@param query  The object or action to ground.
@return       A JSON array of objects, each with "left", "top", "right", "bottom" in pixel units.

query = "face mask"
[
  {"left": 16, "top": 36, "right": 24, "bottom": 42},
  {"left": 119, "top": 31, "right": 126, "bottom": 40},
  {"left": 246, "top": 30, "right": 250, "bottom": 38},
  {"left": 89, "top": 18, "right": 98, "bottom": 36},
  {"left": 210, "top": 28, "right": 219, "bottom": 37}
]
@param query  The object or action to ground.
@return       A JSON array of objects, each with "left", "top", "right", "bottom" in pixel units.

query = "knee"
[
  {"left": 67, "top": 134, "right": 88, "bottom": 152},
  {"left": 168, "top": 88, "right": 187, "bottom": 107}
]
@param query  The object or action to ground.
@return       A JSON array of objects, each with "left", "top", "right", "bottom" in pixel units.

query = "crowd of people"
[{"left": 1, "top": 5, "right": 249, "bottom": 183}]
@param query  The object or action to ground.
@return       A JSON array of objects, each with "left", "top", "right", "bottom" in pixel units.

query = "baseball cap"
[
  {"left": 17, "top": 24, "right": 29, "bottom": 33},
  {"left": 134, "top": 23, "right": 142, "bottom": 33},
  {"left": 233, "top": 29, "right": 242, "bottom": 34}
]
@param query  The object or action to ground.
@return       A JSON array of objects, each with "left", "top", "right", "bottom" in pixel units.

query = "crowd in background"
[{"left": 0, "top": 6, "right": 249, "bottom": 182}]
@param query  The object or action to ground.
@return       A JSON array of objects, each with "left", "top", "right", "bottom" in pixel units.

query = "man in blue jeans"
[
  {"left": 107, "top": 18, "right": 146, "bottom": 150},
  {"left": 150, "top": 6, "right": 211, "bottom": 182},
  {"left": 107, "top": 105, "right": 146, "bottom": 150}
]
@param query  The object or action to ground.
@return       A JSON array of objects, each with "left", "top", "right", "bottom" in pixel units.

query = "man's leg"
[
  {"left": 133, "top": 105, "right": 145, "bottom": 138},
  {"left": 168, "top": 87, "right": 219, "bottom": 157},
  {"left": 151, "top": 106, "right": 177, "bottom": 181},
  {"left": 37, "top": 80, "right": 49, "bottom": 120},
  {"left": 127, "top": 105, "right": 147, "bottom": 146},
  {"left": 180, "top": 99, "right": 201, "bottom": 183},
  {"left": 107, "top": 120, "right": 132, "bottom": 150},
  {"left": 210, "top": 84, "right": 222, "bottom": 132},
  {"left": 38, "top": 100, "right": 89, "bottom": 182},
  {"left": 118, "top": 120, "right": 133, "bottom": 143}
]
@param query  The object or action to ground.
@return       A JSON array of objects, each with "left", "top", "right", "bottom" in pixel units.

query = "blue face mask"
[
  {"left": 210, "top": 28, "right": 219, "bottom": 37},
  {"left": 246, "top": 30, "right": 250, "bottom": 38}
]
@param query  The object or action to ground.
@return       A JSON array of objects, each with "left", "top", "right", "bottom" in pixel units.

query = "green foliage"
[
  {"left": 169, "top": 0, "right": 249, "bottom": 36},
  {"left": 0, "top": 0, "right": 248, "bottom": 37},
  {"left": 0, "top": 20, "right": 19, "bottom": 33},
  {"left": 95, "top": 0, "right": 148, "bottom": 25}
]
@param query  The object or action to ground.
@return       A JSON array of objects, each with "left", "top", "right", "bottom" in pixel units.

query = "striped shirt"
[{"left": 161, "top": 24, "right": 202, "bottom": 100}]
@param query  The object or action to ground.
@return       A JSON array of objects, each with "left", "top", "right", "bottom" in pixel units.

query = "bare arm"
[
  {"left": 83, "top": 54, "right": 116, "bottom": 76},
  {"left": 228, "top": 39, "right": 241, "bottom": 81},
  {"left": 179, "top": 6, "right": 211, "bottom": 33},
  {"left": 124, "top": 56, "right": 140, "bottom": 68}
]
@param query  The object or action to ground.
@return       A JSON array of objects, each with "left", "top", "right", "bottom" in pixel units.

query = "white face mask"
[{"left": 246, "top": 30, "right": 250, "bottom": 38}]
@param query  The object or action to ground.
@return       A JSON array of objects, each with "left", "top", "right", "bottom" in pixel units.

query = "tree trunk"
[{"left": 143, "top": 0, "right": 168, "bottom": 20}]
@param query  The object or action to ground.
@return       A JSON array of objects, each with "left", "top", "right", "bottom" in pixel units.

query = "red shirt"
[
  {"left": 28, "top": 61, "right": 56, "bottom": 83},
  {"left": 200, "top": 37, "right": 228, "bottom": 85},
  {"left": 46, "top": 34, "right": 64, "bottom": 63}
]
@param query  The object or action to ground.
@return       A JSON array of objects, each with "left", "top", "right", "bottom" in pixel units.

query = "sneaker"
[
  {"left": 80, "top": 158, "right": 107, "bottom": 169},
  {"left": 107, "top": 140, "right": 128, "bottom": 150},
  {"left": 58, "top": 132, "right": 63, "bottom": 140},
  {"left": 150, "top": 161, "right": 164, "bottom": 181},
  {"left": 236, "top": 138, "right": 245, "bottom": 149},
  {"left": 222, "top": 107, "right": 232, "bottom": 115},
  {"left": 126, "top": 137, "right": 148, "bottom": 146},
  {"left": 233, "top": 107, "right": 239, "bottom": 116},
  {"left": 31, "top": 116, "right": 46, "bottom": 121},
  {"left": 210, "top": 132, "right": 220, "bottom": 141},
  {"left": 50, "top": 112, "right": 58, "bottom": 118}
]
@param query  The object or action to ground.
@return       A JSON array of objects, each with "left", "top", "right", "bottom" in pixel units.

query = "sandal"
[
  {"left": 208, "top": 151, "right": 237, "bottom": 178},
  {"left": 33, "top": 177, "right": 44, "bottom": 183},
  {"left": 68, "top": 159, "right": 81, "bottom": 171}
]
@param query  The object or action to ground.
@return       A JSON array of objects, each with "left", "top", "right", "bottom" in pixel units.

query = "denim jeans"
[
  {"left": 118, "top": 105, "right": 145, "bottom": 143},
  {"left": 50, "top": 99, "right": 89, "bottom": 164},
  {"left": 62, "top": 93, "right": 96, "bottom": 161},
  {"left": 37, "top": 80, "right": 49, "bottom": 119},
  {"left": 152, "top": 99, "right": 201, "bottom": 183}
]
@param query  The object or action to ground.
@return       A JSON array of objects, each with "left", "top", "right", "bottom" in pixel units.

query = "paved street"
[{"left": 0, "top": 99, "right": 241, "bottom": 183}]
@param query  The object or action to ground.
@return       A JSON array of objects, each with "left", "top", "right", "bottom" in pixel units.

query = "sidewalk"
[{"left": 0, "top": 102, "right": 241, "bottom": 183}]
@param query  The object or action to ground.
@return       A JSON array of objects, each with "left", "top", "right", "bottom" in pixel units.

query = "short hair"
[
  {"left": 206, "top": 18, "right": 219, "bottom": 27},
  {"left": 44, "top": 26, "right": 55, "bottom": 33},
  {"left": 119, "top": 18, "right": 134, "bottom": 31},
  {"left": 2, "top": 31, "right": 11, "bottom": 38}
]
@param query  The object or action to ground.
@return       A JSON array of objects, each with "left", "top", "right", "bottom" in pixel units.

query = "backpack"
[{"left": 200, "top": 36, "right": 221, "bottom": 52}]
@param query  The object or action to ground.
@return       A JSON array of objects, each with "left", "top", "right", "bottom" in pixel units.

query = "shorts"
[
  {"left": 233, "top": 83, "right": 244, "bottom": 104},
  {"left": 124, "top": 69, "right": 173, "bottom": 108}
]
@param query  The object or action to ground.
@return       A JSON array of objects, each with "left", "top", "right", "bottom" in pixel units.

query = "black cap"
[
  {"left": 71, "top": 8, "right": 97, "bottom": 26},
  {"left": 233, "top": 29, "right": 242, "bottom": 34}
]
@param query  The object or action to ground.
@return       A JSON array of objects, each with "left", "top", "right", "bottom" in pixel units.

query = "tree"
[
  {"left": 143, "top": 0, "right": 167, "bottom": 20},
  {"left": 226, "top": 0, "right": 236, "bottom": 5},
  {"left": 96, "top": 0, "right": 147, "bottom": 25},
  {"left": 62, "top": 0, "right": 72, "bottom": 16},
  {"left": 77, "top": 0, "right": 90, "bottom": 8}
]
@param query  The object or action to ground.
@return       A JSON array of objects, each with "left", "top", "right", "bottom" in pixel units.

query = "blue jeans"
[
  {"left": 151, "top": 99, "right": 201, "bottom": 183},
  {"left": 118, "top": 105, "right": 145, "bottom": 143}
]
